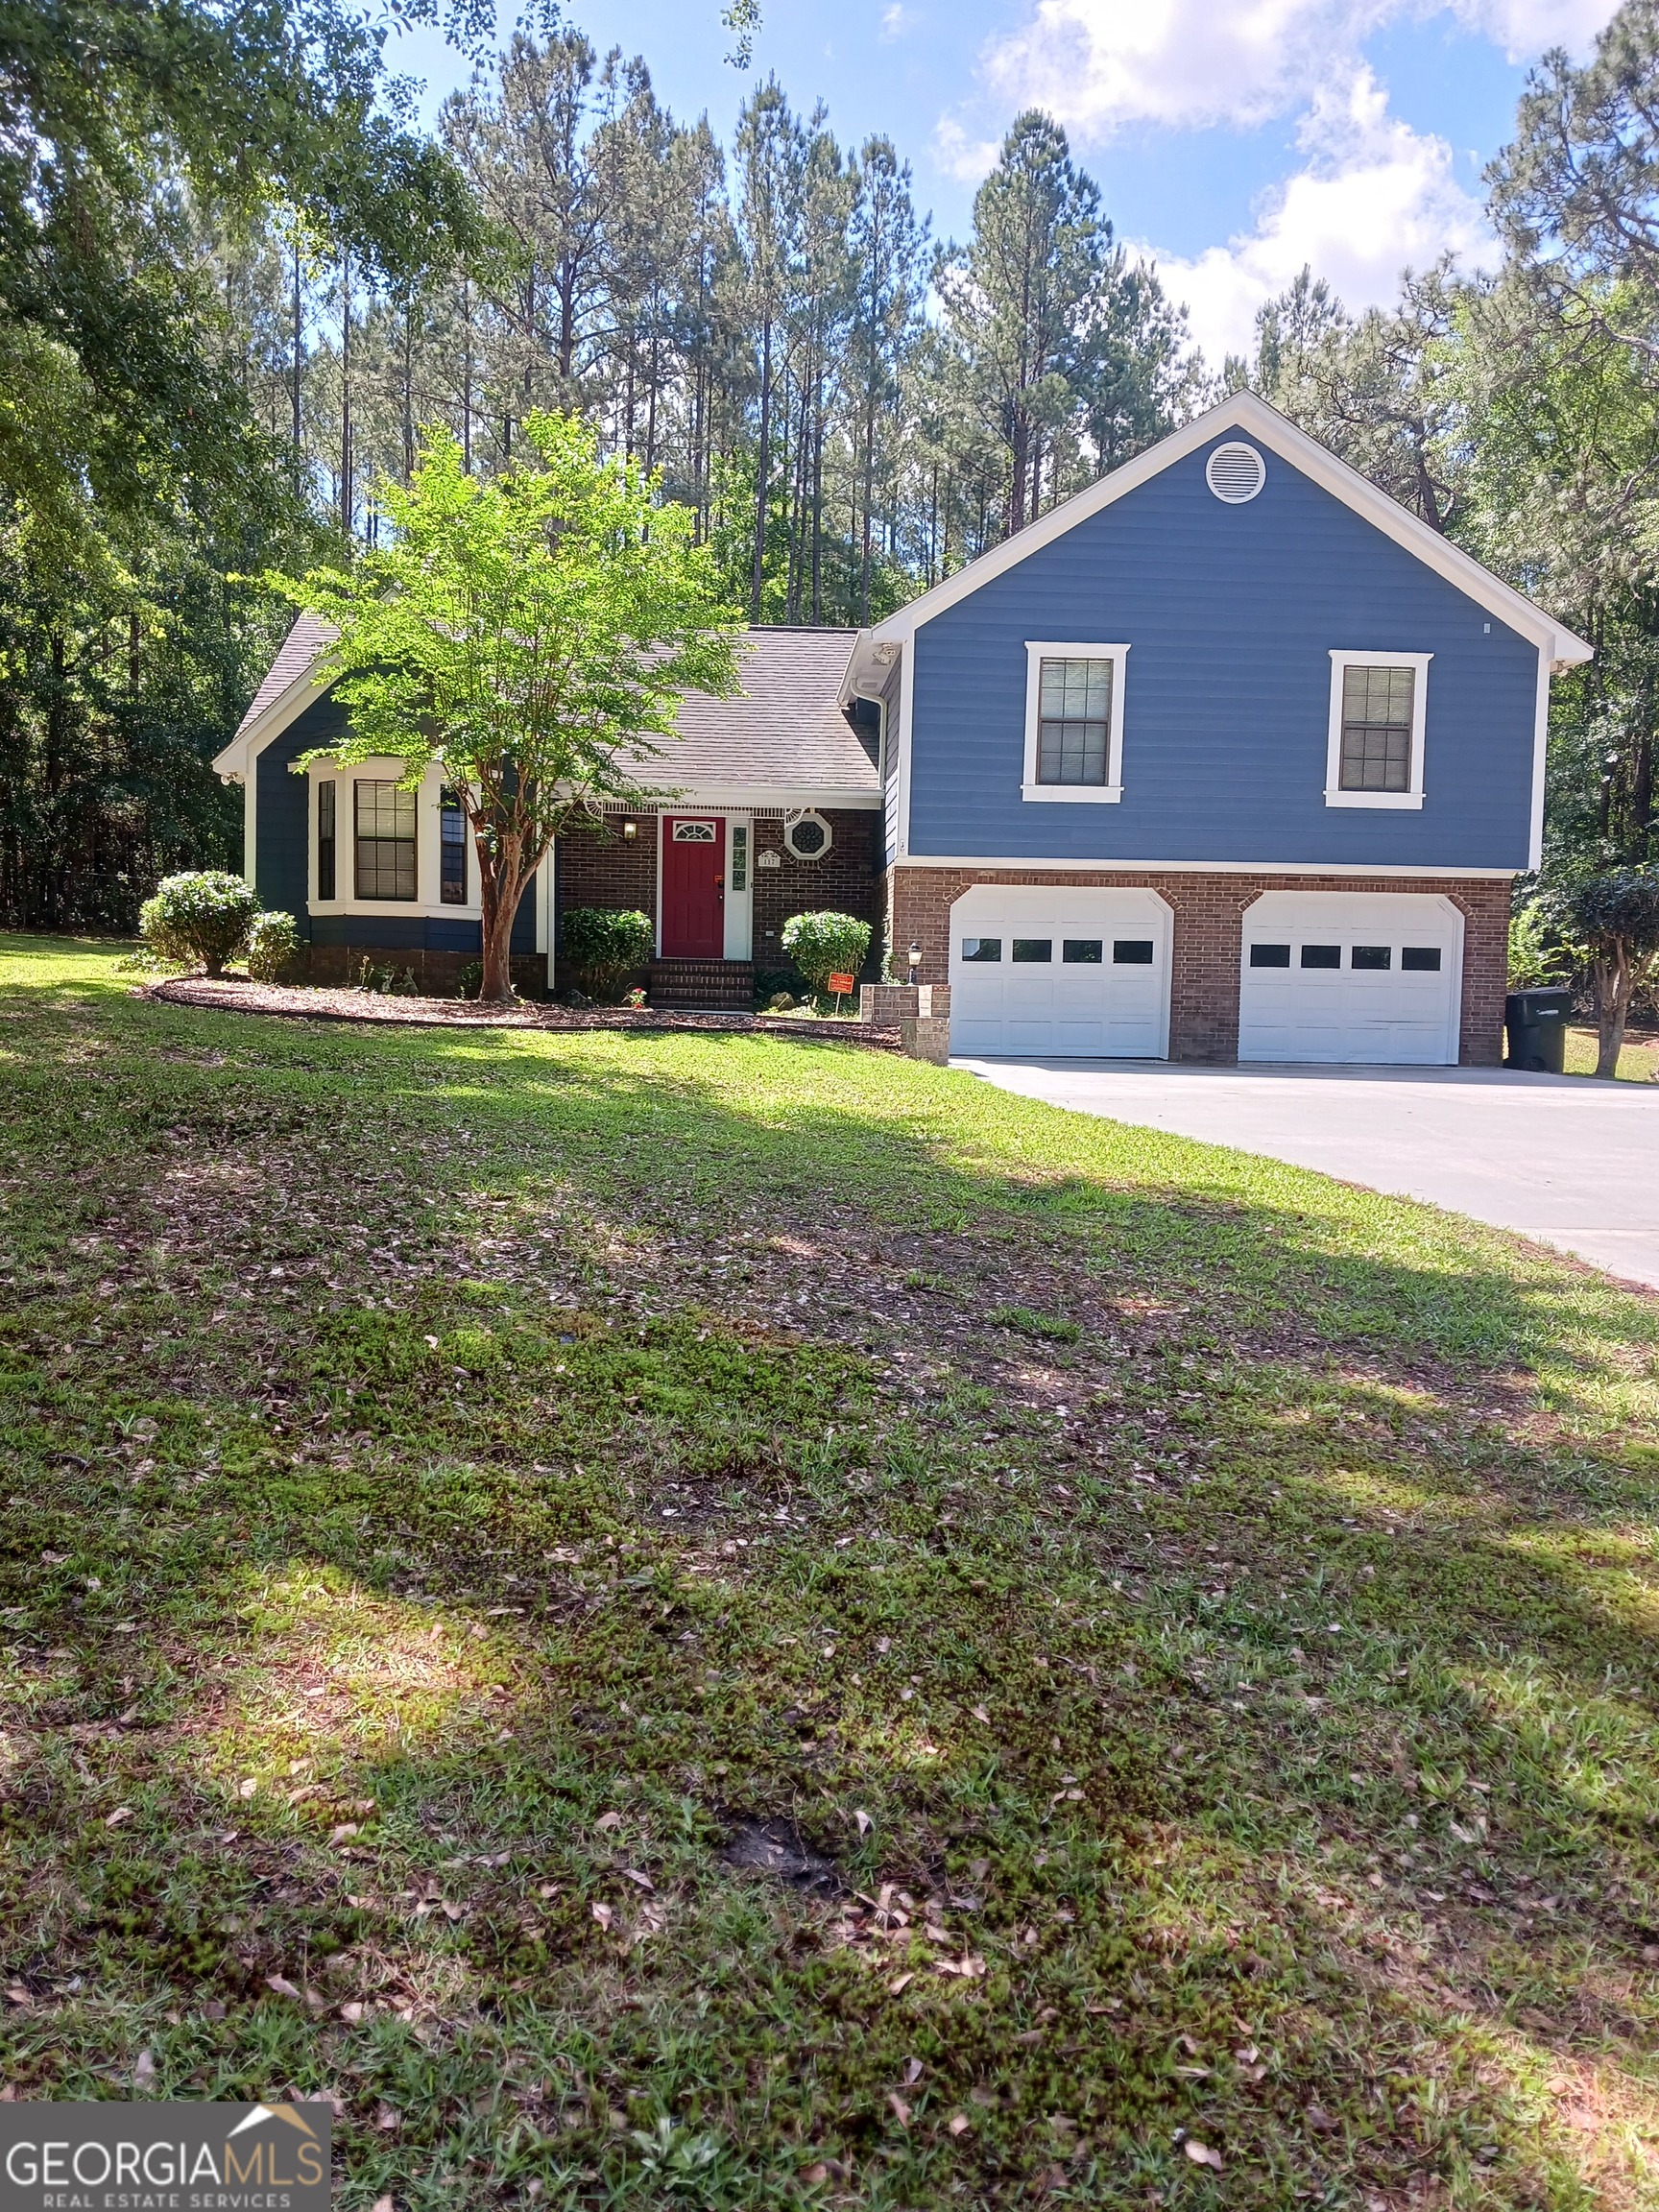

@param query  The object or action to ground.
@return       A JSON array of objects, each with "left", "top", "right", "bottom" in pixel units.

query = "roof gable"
[{"left": 849, "top": 393, "right": 1590, "bottom": 680}]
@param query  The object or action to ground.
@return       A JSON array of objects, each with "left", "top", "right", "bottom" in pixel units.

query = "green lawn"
[
  {"left": 1564, "top": 1025, "right": 1658, "bottom": 1084},
  {"left": 3, "top": 935, "right": 1657, "bottom": 2210}
]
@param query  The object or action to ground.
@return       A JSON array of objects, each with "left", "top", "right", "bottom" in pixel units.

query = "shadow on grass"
[{"left": 2, "top": 945, "right": 1657, "bottom": 2205}]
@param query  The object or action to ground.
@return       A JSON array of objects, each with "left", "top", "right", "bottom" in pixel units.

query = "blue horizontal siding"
[{"left": 907, "top": 439, "right": 1539, "bottom": 870}]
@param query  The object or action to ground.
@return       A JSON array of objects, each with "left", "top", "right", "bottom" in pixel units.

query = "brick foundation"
[
  {"left": 885, "top": 865, "right": 1512, "bottom": 1065},
  {"left": 299, "top": 942, "right": 545, "bottom": 998}
]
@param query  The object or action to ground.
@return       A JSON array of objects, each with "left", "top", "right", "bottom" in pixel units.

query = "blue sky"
[{"left": 389, "top": 0, "right": 1613, "bottom": 363}]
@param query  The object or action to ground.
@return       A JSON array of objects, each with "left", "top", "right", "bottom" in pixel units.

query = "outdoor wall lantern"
[
  {"left": 621, "top": 819, "right": 637, "bottom": 839},
  {"left": 907, "top": 941, "right": 922, "bottom": 984}
]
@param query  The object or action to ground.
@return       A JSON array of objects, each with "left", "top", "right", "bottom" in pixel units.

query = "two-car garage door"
[
  {"left": 948, "top": 884, "right": 1463, "bottom": 1064},
  {"left": 1238, "top": 891, "right": 1463, "bottom": 1065}
]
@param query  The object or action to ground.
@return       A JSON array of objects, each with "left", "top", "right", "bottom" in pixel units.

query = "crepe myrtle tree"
[
  {"left": 1559, "top": 866, "right": 1659, "bottom": 1077},
  {"left": 275, "top": 413, "right": 744, "bottom": 1000}
]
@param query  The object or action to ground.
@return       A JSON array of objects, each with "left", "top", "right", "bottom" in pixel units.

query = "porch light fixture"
[
  {"left": 907, "top": 941, "right": 922, "bottom": 984},
  {"left": 621, "top": 819, "right": 637, "bottom": 840}
]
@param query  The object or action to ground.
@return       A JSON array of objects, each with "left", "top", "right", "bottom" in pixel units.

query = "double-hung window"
[
  {"left": 440, "top": 787, "right": 468, "bottom": 904},
  {"left": 1325, "top": 651, "right": 1431, "bottom": 809},
  {"left": 1022, "top": 642, "right": 1128, "bottom": 803},
  {"left": 354, "top": 780, "right": 418, "bottom": 900}
]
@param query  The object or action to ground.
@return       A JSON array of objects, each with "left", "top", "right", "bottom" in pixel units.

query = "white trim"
[
  {"left": 242, "top": 763, "right": 256, "bottom": 887},
  {"left": 212, "top": 666, "right": 333, "bottom": 781},
  {"left": 724, "top": 813, "right": 754, "bottom": 961},
  {"left": 897, "top": 642, "right": 915, "bottom": 859},
  {"left": 1022, "top": 641, "right": 1128, "bottom": 804},
  {"left": 1324, "top": 651, "right": 1431, "bottom": 811},
  {"left": 887, "top": 854, "right": 1517, "bottom": 878},
  {"left": 783, "top": 808, "right": 834, "bottom": 860},
  {"left": 1528, "top": 648, "right": 1551, "bottom": 872},
  {"left": 848, "top": 393, "right": 1591, "bottom": 669}
]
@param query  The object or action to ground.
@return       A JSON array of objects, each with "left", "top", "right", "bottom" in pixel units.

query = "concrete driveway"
[{"left": 954, "top": 1057, "right": 1659, "bottom": 1289}]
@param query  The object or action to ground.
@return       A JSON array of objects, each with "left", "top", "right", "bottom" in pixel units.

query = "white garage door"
[
  {"left": 949, "top": 885, "right": 1171, "bottom": 1057},
  {"left": 1238, "top": 891, "right": 1462, "bottom": 1066}
]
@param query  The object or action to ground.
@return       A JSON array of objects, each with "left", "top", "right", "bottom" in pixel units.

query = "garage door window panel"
[
  {"left": 1022, "top": 642, "right": 1128, "bottom": 803},
  {"left": 962, "top": 937, "right": 1001, "bottom": 961},
  {"left": 1012, "top": 938, "right": 1052, "bottom": 962},
  {"left": 1063, "top": 939, "right": 1103, "bottom": 964},
  {"left": 1301, "top": 944, "right": 1340, "bottom": 968},
  {"left": 1250, "top": 943, "right": 1291, "bottom": 968},
  {"left": 1114, "top": 941, "right": 1154, "bottom": 964},
  {"left": 1352, "top": 945, "right": 1392, "bottom": 970},
  {"left": 1402, "top": 946, "right": 1442, "bottom": 971},
  {"left": 1325, "top": 651, "right": 1431, "bottom": 809}
]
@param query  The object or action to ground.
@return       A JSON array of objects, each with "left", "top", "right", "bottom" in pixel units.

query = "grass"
[
  {"left": 2, "top": 932, "right": 1657, "bottom": 2209},
  {"left": 1563, "top": 1025, "right": 1657, "bottom": 1083}
]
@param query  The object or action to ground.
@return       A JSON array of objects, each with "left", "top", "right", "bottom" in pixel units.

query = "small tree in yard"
[
  {"left": 276, "top": 415, "right": 743, "bottom": 1002},
  {"left": 1561, "top": 868, "right": 1659, "bottom": 1076},
  {"left": 782, "top": 911, "right": 872, "bottom": 998}
]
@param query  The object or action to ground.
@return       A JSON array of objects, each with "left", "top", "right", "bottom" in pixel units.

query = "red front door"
[{"left": 661, "top": 816, "right": 725, "bottom": 958}]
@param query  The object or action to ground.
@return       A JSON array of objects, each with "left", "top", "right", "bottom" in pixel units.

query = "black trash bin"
[{"left": 1505, "top": 987, "right": 1573, "bottom": 1073}]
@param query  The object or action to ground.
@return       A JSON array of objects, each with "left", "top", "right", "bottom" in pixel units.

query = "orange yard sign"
[{"left": 828, "top": 973, "right": 855, "bottom": 995}]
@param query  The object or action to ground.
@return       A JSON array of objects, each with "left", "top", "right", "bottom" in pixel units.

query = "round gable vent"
[{"left": 1205, "top": 440, "right": 1265, "bottom": 504}]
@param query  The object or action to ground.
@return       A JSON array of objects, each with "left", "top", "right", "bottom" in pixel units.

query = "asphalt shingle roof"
[
  {"left": 234, "top": 613, "right": 338, "bottom": 739},
  {"left": 658, "top": 627, "right": 874, "bottom": 790},
  {"left": 235, "top": 620, "right": 875, "bottom": 793}
]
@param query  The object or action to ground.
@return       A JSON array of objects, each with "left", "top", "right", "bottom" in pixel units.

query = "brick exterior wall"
[
  {"left": 752, "top": 809, "right": 881, "bottom": 981},
  {"left": 885, "top": 865, "right": 1512, "bottom": 1066},
  {"left": 546, "top": 806, "right": 883, "bottom": 995},
  {"left": 551, "top": 814, "right": 659, "bottom": 995}
]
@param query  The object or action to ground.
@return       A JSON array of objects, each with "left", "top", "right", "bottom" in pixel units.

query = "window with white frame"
[
  {"left": 1325, "top": 651, "right": 1431, "bottom": 808},
  {"left": 354, "top": 780, "right": 418, "bottom": 900},
  {"left": 1022, "top": 642, "right": 1128, "bottom": 802}
]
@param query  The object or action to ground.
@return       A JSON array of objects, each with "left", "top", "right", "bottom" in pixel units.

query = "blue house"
[{"left": 219, "top": 393, "right": 1588, "bottom": 1060}]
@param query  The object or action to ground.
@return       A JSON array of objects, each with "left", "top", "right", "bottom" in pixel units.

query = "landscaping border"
[{"left": 144, "top": 976, "right": 903, "bottom": 1048}]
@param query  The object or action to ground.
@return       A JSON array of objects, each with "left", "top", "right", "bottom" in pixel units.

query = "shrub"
[
  {"left": 139, "top": 871, "right": 260, "bottom": 977},
  {"left": 245, "top": 911, "right": 300, "bottom": 983},
  {"left": 781, "top": 910, "right": 871, "bottom": 996},
  {"left": 561, "top": 907, "right": 654, "bottom": 999},
  {"left": 456, "top": 958, "right": 485, "bottom": 1000}
]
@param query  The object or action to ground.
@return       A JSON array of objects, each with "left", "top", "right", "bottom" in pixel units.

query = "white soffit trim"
[
  {"left": 888, "top": 854, "right": 1519, "bottom": 879},
  {"left": 211, "top": 663, "right": 334, "bottom": 778},
  {"left": 863, "top": 392, "right": 1593, "bottom": 666}
]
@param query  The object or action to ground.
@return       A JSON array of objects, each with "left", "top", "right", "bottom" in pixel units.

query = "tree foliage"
[{"left": 279, "top": 413, "right": 743, "bottom": 999}]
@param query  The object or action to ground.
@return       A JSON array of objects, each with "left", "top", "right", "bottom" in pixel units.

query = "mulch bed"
[{"left": 146, "top": 975, "right": 903, "bottom": 1048}]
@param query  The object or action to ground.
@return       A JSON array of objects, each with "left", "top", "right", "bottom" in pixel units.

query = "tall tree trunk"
[
  {"left": 402, "top": 301, "right": 416, "bottom": 482},
  {"left": 1594, "top": 946, "right": 1631, "bottom": 1078},
  {"left": 462, "top": 277, "right": 473, "bottom": 475},
  {"left": 476, "top": 828, "right": 529, "bottom": 1003},
  {"left": 291, "top": 239, "right": 304, "bottom": 485},
  {"left": 339, "top": 255, "right": 352, "bottom": 535},
  {"left": 751, "top": 317, "right": 772, "bottom": 621}
]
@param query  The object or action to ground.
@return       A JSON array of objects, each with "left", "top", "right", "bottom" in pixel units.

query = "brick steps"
[{"left": 649, "top": 958, "right": 754, "bottom": 1010}]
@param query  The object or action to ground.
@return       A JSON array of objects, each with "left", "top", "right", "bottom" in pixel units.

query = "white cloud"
[
  {"left": 933, "top": 114, "right": 1005, "bottom": 183},
  {"left": 879, "top": 1, "right": 908, "bottom": 39},
  {"left": 979, "top": 0, "right": 1609, "bottom": 139},
  {"left": 1142, "top": 71, "right": 1499, "bottom": 363}
]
